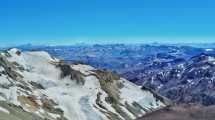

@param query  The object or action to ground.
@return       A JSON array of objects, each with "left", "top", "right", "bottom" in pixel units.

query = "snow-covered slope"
[{"left": 0, "top": 48, "right": 169, "bottom": 120}]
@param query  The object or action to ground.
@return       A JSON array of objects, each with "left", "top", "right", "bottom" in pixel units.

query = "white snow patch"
[
  {"left": 205, "top": 48, "right": 214, "bottom": 52},
  {"left": 0, "top": 106, "right": 10, "bottom": 114},
  {"left": 0, "top": 75, "right": 11, "bottom": 85},
  {"left": 208, "top": 56, "right": 215, "bottom": 62},
  {"left": 71, "top": 64, "right": 96, "bottom": 75},
  {"left": 0, "top": 86, "right": 20, "bottom": 105},
  {"left": 120, "top": 78, "right": 165, "bottom": 110},
  {"left": 48, "top": 112, "right": 61, "bottom": 119}
]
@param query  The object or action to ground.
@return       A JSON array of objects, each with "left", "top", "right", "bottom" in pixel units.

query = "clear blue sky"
[{"left": 0, "top": 0, "right": 215, "bottom": 46}]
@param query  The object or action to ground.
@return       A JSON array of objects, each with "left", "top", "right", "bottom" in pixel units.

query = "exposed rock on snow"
[{"left": 0, "top": 48, "right": 170, "bottom": 120}]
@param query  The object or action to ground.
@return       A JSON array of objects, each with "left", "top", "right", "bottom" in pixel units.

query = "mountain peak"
[{"left": 0, "top": 49, "right": 170, "bottom": 120}]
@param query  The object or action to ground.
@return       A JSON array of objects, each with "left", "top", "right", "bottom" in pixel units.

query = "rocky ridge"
[{"left": 0, "top": 48, "right": 170, "bottom": 120}]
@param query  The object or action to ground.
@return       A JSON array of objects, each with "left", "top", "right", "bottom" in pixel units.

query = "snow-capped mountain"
[{"left": 0, "top": 48, "right": 169, "bottom": 120}]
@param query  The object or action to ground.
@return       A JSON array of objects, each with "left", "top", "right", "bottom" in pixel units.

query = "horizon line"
[
  {"left": 1, "top": 37, "right": 215, "bottom": 47},
  {"left": 1, "top": 42, "right": 215, "bottom": 49}
]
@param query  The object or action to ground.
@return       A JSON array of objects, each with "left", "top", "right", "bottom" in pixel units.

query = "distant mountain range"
[
  {"left": 1, "top": 44, "right": 215, "bottom": 120},
  {"left": 124, "top": 53, "right": 215, "bottom": 106},
  {"left": 9, "top": 44, "right": 215, "bottom": 106}
]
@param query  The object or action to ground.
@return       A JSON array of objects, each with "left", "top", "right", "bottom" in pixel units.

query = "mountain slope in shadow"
[{"left": 138, "top": 104, "right": 215, "bottom": 120}]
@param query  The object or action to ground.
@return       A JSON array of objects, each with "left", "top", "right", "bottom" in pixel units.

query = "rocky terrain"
[
  {"left": 14, "top": 44, "right": 215, "bottom": 106},
  {"left": 138, "top": 104, "right": 215, "bottom": 120},
  {"left": 125, "top": 53, "right": 215, "bottom": 106},
  {"left": 0, "top": 48, "right": 170, "bottom": 120},
  {"left": 2, "top": 44, "right": 215, "bottom": 119}
]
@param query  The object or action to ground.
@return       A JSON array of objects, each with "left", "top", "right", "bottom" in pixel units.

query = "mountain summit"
[{"left": 0, "top": 48, "right": 169, "bottom": 120}]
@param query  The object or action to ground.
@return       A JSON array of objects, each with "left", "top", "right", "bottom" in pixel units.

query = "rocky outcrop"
[
  {"left": 0, "top": 54, "right": 23, "bottom": 80},
  {"left": 0, "top": 101, "right": 43, "bottom": 120},
  {"left": 57, "top": 63, "right": 85, "bottom": 85}
]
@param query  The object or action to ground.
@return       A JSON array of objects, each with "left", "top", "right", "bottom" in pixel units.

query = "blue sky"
[{"left": 0, "top": 0, "right": 215, "bottom": 46}]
